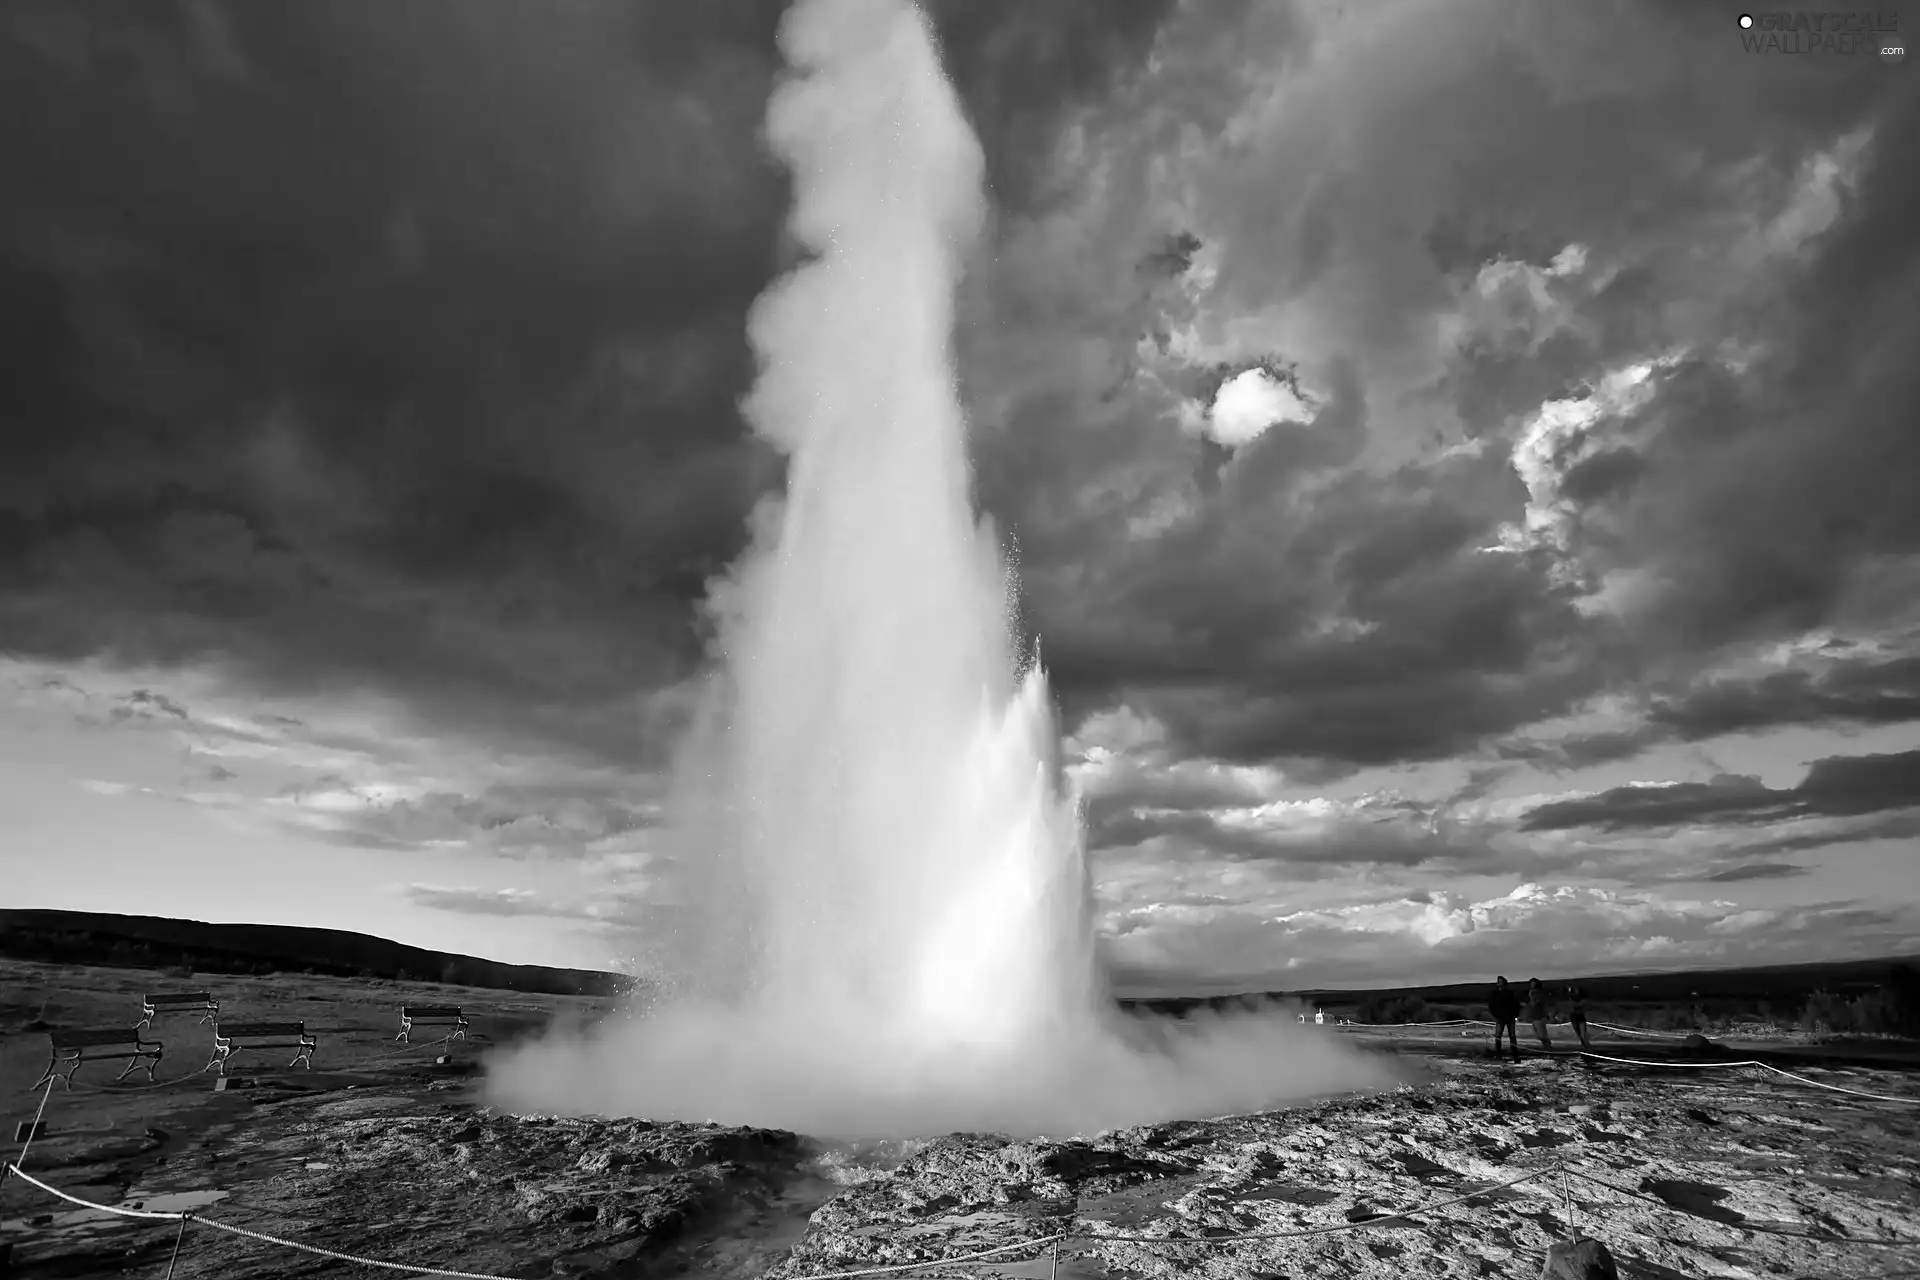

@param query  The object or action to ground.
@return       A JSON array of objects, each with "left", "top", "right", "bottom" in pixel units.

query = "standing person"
[
  {"left": 1567, "top": 984, "right": 1592, "bottom": 1049},
  {"left": 1313, "top": 1007, "right": 1325, "bottom": 1026},
  {"left": 1488, "top": 976, "right": 1521, "bottom": 1059},
  {"left": 1526, "top": 978, "right": 1554, "bottom": 1050}
]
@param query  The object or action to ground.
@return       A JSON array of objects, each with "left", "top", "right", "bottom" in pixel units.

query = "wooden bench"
[
  {"left": 396, "top": 1005, "right": 468, "bottom": 1045},
  {"left": 139, "top": 991, "right": 219, "bottom": 1032},
  {"left": 203, "top": 1020, "right": 316, "bottom": 1076},
  {"left": 33, "top": 1028, "right": 164, "bottom": 1091}
]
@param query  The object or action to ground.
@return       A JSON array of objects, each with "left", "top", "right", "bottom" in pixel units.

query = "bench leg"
[
  {"left": 396, "top": 1026, "right": 410, "bottom": 1044},
  {"left": 29, "top": 1057, "right": 57, "bottom": 1093},
  {"left": 203, "top": 1045, "right": 230, "bottom": 1077},
  {"left": 451, "top": 1027, "right": 467, "bottom": 1043},
  {"left": 116, "top": 1049, "right": 161, "bottom": 1084},
  {"left": 290, "top": 1042, "right": 315, "bottom": 1071}
]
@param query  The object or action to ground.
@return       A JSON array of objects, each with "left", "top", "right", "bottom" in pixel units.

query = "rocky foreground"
[{"left": 3, "top": 1050, "right": 1918, "bottom": 1279}]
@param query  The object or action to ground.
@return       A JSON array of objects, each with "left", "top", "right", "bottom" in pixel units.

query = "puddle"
[
  {"left": 1641, "top": 1178, "right": 1742, "bottom": 1225},
  {"left": 1519, "top": 1127, "right": 1574, "bottom": 1148},
  {"left": 124, "top": 1188, "right": 233, "bottom": 1214},
  {"left": 2, "top": 1187, "right": 230, "bottom": 1235},
  {"left": 589, "top": 1168, "right": 845, "bottom": 1280},
  {"left": 1073, "top": 1173, "right": 1215, "bottom": 1229},
  {"left": 1391, "top": 1150, "right": 1456, "bottom": 1180}
]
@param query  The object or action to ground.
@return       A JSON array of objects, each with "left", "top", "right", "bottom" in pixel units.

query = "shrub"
[
  {"left": 1800, "top": 988, "right": 1852, "bottom": 1036},
  {"left": 159, "top": 963, "right": 195, "bottom": 980},
  {"left": 1885, "top": 963, "right": 1920, "bottom": 1037}
]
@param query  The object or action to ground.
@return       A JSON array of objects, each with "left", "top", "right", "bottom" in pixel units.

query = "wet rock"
[
  {"left": 1540, "top": 1235, "right": 1618, "bottom": 1278},
  {"left": 576, "top": 1148, "right": 632, "bottom": 1175}
]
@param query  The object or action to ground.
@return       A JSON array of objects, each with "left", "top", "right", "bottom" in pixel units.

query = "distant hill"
[
  {"left": 9, "top": 907, "right": 1912, "bottom": 1013},
  {"left": 1119, "top": 953, "right": 1920, "bottom": 1016},
  {"left": 0, "top": 908, "right": 636, "bottom": 998}
]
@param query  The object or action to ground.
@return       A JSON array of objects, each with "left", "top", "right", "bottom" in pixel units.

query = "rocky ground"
[{"left": 3, "top": 962, "right": 1918, "bottom": 1279}]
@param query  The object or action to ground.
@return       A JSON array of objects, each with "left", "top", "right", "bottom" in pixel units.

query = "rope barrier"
[
  {"left": 3, "top": 1164, "right": 532, "bottom": 1279},
  {"left": 3, "top": 1165, "right": 185, "bottom": 1221},
  {"left": 1577, "top": 1052, "right": 1919, "bottom": 1104},
  {"left": 188, "top": 1215, "right": 536, "bottom": 1278},
  {"left": 1585, "top": 1021, "right": 1681, "bottom": 1038},
  {"left": 164, "top": 1211, "right": 190, "bottom": 1279},
  {"left": 1338, "top": 1017, "right": 1683, "bottom": 1038}
]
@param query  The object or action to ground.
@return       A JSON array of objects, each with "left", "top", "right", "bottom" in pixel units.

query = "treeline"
[
  {"left": 0, "top": 909, "right": 636, "bottom": 999},
  {"left": 1346, "top": 963, "right": 1920, "bottom": 1038}
]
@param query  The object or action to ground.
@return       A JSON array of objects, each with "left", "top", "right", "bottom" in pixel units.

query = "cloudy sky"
[{"left": 4, "top": 0, "right": 1917, "bottom": 993}]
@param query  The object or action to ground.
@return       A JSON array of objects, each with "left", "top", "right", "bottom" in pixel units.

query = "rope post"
[
  {"left": 1048, "top": 1237, "right": 1058, "bottom": 1279},
  {"left": 165, "top": 1213, "right": 191, "bottom": 1279},
  {"left": 10, "top": 1077, "right": 55, "bottom": 1177}
]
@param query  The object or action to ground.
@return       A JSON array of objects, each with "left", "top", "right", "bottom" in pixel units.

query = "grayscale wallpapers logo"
[{"left": 1736, "top": 11, "right": 1904, "bottom": 60}]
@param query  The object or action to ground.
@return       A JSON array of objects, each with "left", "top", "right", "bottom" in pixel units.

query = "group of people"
[
  {"left": 1285, "top": 977, "right": 1594, "bottom": 1056},
  {"left": 1488, "top": 975, "right": 1590, "bottom": 1059}
]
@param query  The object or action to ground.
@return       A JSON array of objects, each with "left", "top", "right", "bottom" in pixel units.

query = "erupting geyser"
[{"left": 486, "top": 0, "right": 1386, "bottom": 1137}]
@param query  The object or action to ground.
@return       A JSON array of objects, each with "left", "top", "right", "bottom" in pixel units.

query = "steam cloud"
[{"left": 485, "top": 0, "right": 1390, "bottom": 1138}]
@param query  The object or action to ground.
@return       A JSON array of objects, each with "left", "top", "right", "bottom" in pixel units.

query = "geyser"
[{"left": 486, "top": 0, "right": 1388, "bottom": 1137}]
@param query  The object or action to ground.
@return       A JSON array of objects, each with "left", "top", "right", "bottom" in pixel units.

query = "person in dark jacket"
[
  {"left": 1488, "top": 976, "right": 1521, "bottom": 1059},
  {"left": 1526, "top": 977, "right": 1553, "bottom": 1049},
  {"left": 1567, "top": 984, "right": 1592, "bottom": 1049}
]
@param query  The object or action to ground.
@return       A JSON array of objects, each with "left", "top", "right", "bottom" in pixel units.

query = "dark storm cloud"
[
  {"left": 1519, "top": 747, "right": 1920, "bottom": 833},
  {"left": 963, "top": 2, "right": 1918, "bottom": 778},
  {"left": 0, "top": 0, "right": 789, "bottom": 760},
  {"left": 1551, "top": 87, "right": 1920, "bottom": 657},
  {"left": 927, "top": 0, "right": 1180, "bottom": 211},
  {"left": 1086, "top": 802, "right": 1501, "bottom": 875},
  {"left": 0, "top": 0, "right": 1176, "bottom": 761},
  {"left": 1041, "top": 429, "right": 1613, "bottom": 769},
  {"left": 1651, "top": 655, "right": 1920, "bottom": 739},
  {"left": 1507, "top": 652, "right": 1920, "bottom": 770},
  {"left": 1704, "top": 863, "right": 1806, "bottom": 884}
]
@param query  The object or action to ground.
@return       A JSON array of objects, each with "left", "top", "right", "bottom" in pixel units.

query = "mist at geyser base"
[{"left": 485, "top": 0, "right": 1389, "bottom": 1138}]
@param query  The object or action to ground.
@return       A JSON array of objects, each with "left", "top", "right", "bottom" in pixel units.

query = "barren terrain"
[{"left": 4, "top": 960, "right": 1917, "bottom": 1279}]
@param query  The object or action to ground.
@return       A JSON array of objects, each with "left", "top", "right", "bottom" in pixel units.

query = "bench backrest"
[
  {"left": 403, "top": 1006, "right": 464, "bottom": 1018},
  {"left": 146, "top": 992, "right": 215, "bottom": 1004},
  {"left": 50, "top": 1027, "right": 154, "bottom": 1050},
  {"left": 218, "top": 1020, "right": 306, "bottom": 1038}
]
